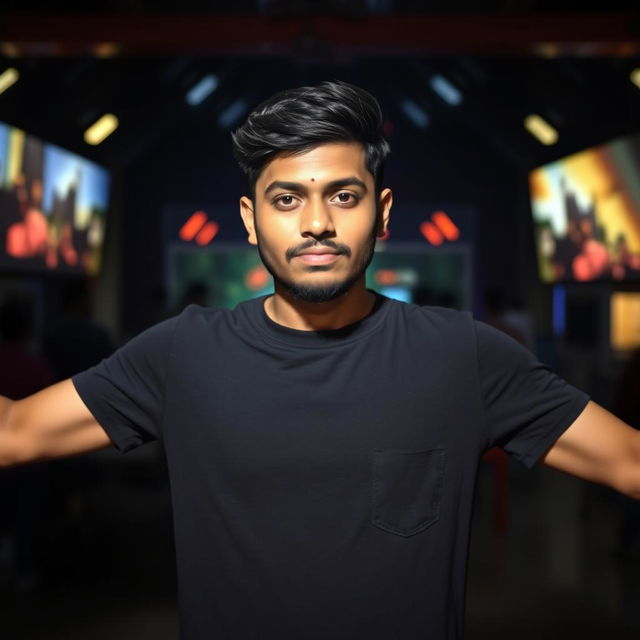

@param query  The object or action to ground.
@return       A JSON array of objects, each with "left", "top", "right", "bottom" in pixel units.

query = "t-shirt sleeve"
[
  {"left": 475, "top": 320, "right": 590, "bottom": 469},
  {"left": 71, "top": 315, "right": 179, "bottom": 454}
]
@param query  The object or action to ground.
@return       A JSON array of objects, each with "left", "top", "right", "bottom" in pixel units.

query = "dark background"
[{"left": 1, "top": 2, "right": 639, "bottom": 639}]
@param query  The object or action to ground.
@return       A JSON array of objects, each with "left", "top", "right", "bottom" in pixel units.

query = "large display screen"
[
  {"left": 530, "top": 132, "right": 640, "bottom": 283},
  {"left": 0, "top": 122, "right": 110, "bottom": 276},
  {"left": 167, "top": 244, "right": 470, "bottom": 312}
]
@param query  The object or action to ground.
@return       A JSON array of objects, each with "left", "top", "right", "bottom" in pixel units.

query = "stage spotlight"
[
  {"left": 430, "top": 75, "right": 462, "bottom": 106},
  {"left": 186, "top": 74, "right": 220, "bottom": 107},
  {"left": 218, "top": 99, "right": 248, "bottom": 129},
  {"left": 0, "top": 68, "right": 19, "bottom": 96},
  {"left": 432, "top": 211, "right": 460, "bottom": 241},
  {"left": 631, "top": 68, "right": 640, "bottom": 89},
  {"left": 195, "top": 221, "right": 219, "bottom": 246},
  {"left": 401, "top": 99, "right": 429, "bottom": 128},
  {"left": 84, "top": 113, "right": 120, "bottom": 145},
  {"left": 84, "top": 114, "right": 119, "bottom": 145},
  {"left": 524, "top": 114, "right": 558, "bottom": 146},
  {"left": 180, "top": 211, "right": 208, "bottom": 242},
  {"left": 420, "top": 221, "right": 444, "bottom": 246}
]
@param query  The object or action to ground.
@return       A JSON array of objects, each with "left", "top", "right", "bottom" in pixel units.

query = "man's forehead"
[{"left": 257, "top": 142, "right": 369, "bottom": 186}]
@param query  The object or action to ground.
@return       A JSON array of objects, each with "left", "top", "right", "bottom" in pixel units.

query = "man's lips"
[{"left": 293, "top": 248, "right": 342, "bottom": 265}]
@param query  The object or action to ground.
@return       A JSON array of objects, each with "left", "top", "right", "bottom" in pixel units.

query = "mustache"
[{"left": 285, "top": 239, "right": 352, "bottom": 262}]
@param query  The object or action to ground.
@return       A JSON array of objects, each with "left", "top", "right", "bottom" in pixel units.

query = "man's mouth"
[
  {"left": 294, "top": 248, "right": 341, "bottom": 265},
  {"left": 286, "top": 240, "right": 351, "bottom": 264}
]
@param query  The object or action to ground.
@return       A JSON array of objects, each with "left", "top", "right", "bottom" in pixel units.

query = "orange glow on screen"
[
  {"left": 246, "top": 265, "right": 270, "bottom": 290},
  {"left": 180, "top": 211, "right": 207, "bottom": 242},
  {"left": 374, "top": 269, "right": 398, "bottom": 285}
]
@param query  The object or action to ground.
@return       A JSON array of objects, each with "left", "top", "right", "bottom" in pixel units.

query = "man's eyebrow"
[
  {"left": 326, "top": 177, "right": 367, "bottom": 192},
  {"left": 264, "top": 177, "right": 368, "bottom": 196},
  {"left": 264, "top": 181, "right": 305, "bottom": 196}
]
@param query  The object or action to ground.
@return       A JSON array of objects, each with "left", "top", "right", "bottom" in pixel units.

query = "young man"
[{"left": 0, "top": 81, "right": 638, "bottom": 639}]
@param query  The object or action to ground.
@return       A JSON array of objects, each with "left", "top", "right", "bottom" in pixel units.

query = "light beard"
[{"left": 256, "top": 233, "right": 377, "bottom": 304}]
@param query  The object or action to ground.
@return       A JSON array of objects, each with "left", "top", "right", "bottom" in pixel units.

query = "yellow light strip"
[
  {"left": 631, "top": 68, "right": 640, "bottom": 90},
  {"left": 84, "top": 113, "right": 119, "bottom": 145},
  {"left": 524, "top": 114, "right": 558, "bottom": 146},
  {"left": 0, "top": 68, "right": 19, "bottom": 95}
]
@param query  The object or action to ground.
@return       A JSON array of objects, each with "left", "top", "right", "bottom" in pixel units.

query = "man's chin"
[{"left": 278, "top": 277, "right": 358, "bottom": 304}]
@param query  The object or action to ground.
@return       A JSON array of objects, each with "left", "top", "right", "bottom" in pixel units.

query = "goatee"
[{"left": 256, "top": 234, "right": 377, "bottom": 304}]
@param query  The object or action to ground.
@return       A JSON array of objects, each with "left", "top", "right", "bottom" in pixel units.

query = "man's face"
[{"left": 240, "top": 142, "right": 392, "bottom": 303}]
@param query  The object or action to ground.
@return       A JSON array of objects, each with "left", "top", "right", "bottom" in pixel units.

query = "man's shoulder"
[
  {"left": 386, "top": 297, "right": 473, "bottom": 331},
  {"left": 168, "top": 297, "right": 263, "bottom": 335}
]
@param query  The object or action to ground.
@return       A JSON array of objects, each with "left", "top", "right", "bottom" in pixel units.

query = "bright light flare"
[
  {"left": 0, "top": 68, "right": 19, "bottom": 95},
  {"left": 84, "top": 113, "right": 119, "bottom": 145},
  {"left": 524, "top": 114, "right": 558, "bottom": 146},
  {"left": 430, "top": 75, "right": 462, "bottom": 106},
  {"left": 432, "top": 211, "right": 460, "bottom": 241},
  {"left": 631, "top": 68, "right": 640, "bottom": 90},
  {"left": 195, "top": 221, "right": 219, "bottom": 246},
  {"left": 420, "top": 221, "right": 444, "bottom": 246},
  {"left": 179, "top": 211, "right": 207, "bottom": 242},
  {"left": 186, "top": 74, "right": 219, "bottom": 107}
]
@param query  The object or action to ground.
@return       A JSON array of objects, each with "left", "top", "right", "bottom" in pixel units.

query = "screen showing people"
[
  {"left": 0, "top": 122, "right": 110, "bottom": 275},
  {"left": 530, "top": 132, "right": 640, "bottom": 283}
]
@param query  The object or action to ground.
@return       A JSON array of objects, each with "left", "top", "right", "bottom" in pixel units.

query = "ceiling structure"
[{"left": 0, "top": 6, "right": 638, "bottom": 173}]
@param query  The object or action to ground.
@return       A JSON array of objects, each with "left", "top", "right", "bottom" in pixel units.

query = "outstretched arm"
[
  {"left": 542, "top": 401, "right": 640, "bottom": 499},
  {"left": 0, "top": 379, "right": 112, "bottom": 468}
]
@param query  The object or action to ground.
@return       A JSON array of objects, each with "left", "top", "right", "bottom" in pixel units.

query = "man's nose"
[{"left": 299, "top": 199, "right": 336, "bottom": 238}]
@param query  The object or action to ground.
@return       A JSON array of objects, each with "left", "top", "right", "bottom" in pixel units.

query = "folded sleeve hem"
[
  {"left": 71, "top": 373, "right": 144, "bottom": 454},
  {"left": 515, "top": 392, "right": 591, "bottom": 469}
]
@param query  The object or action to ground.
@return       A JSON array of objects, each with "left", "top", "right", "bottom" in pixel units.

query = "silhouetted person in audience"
[
  {"left": 484, "top": 287, "right": 527, "bottom": 347},
  {"left": 178, "top": 281, "right": 209, "bottom": 311},
  {"left": 43, "top": 280, "right": 114, "bottom": 381},
  {"left": 0, "top": 290, "right": 54, "bottom": 593}
]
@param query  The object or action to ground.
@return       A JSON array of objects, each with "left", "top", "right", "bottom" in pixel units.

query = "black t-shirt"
[{"left": 73, "top": 294, "right": 589, "bottom": 640}]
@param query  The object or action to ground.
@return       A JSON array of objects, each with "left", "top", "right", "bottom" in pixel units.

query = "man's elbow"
[
  {"left": 618, "top": 472, "right": 640, "bottom": 500},
  {"left": 0, "top": 398, "right": 33, "bottom": 468},
  {"left": 615, "top": 452, "right": 640, "bottom": 500},
  {"left": 0, "top": 436, "right": 36, "bottom": 468}
]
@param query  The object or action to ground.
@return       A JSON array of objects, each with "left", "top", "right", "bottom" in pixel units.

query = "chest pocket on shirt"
[{"left": 372, "top": 448, "right": 445, "bottom": 537}]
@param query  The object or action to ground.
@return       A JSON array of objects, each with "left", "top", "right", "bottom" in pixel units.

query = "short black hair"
[{"left": 231, "top": 80, "right": 390, "bottom": 198}]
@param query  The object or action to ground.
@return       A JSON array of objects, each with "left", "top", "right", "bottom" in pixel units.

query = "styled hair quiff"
[{"left": 231, "top": 81, "right": 390, "bottom": 197}]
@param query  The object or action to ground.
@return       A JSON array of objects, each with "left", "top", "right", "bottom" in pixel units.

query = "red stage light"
[
  {"left": 180, "top": 211, "right": 207, "bottom": 242},
  {"left": 420, "top": 221, "right": 444, "bottom": 246},
  {"left": 432, "top": 211, "right": 460, "bottom": 241},
  {"left": 195, "top": 221, "right": 219, "bottom": 246}
]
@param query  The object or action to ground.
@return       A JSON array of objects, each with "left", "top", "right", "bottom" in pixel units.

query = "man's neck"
[{"left": 264, "top": 280, "right": 376, "bottom": 331}]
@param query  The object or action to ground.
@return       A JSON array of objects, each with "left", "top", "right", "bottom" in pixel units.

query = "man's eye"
[
  {"left": 275, "top": 195, "right": 296, "bottom": 207},
  {"left": 334, "top": 192, "right": 357, "bottom": 204}
]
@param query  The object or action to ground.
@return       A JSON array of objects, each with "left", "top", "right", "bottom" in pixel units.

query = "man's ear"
[
  {"left": 239, "top": 196, "right": 258, "bottom": 245},
  {"left": 376, "top": 188, "right": 392, "bottom": 237}
]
